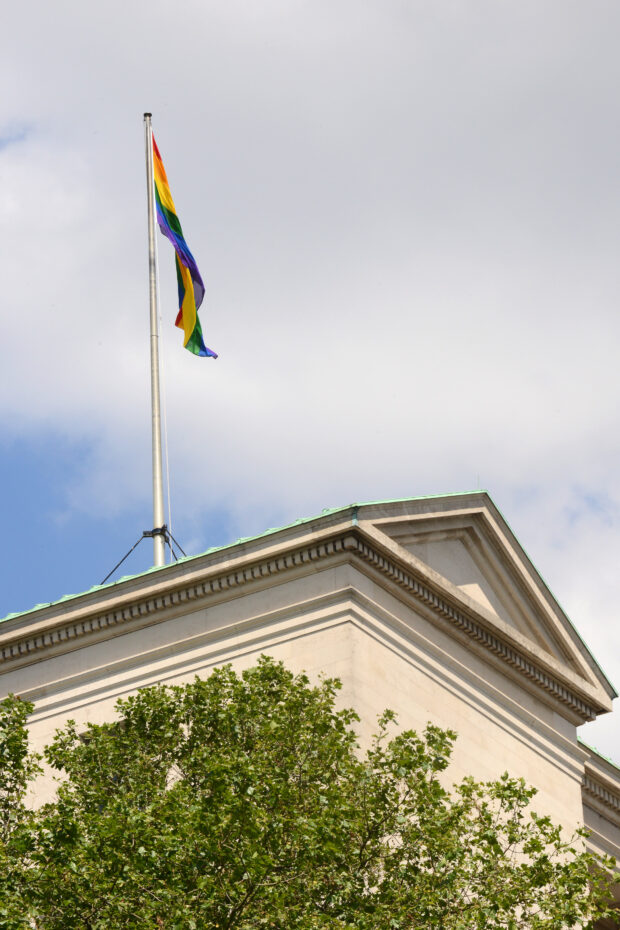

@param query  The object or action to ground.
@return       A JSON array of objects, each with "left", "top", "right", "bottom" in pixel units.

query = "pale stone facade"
[{"left": 1, "top": 492, "right": 618, "bottom": 911}]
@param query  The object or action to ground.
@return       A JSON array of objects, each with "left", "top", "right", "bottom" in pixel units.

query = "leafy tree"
[
  {"left": 0, "top": 694, "right": 41, "bottom": 929},
  {"left": 0, "top": 657, "right": 617, "bottom": 928}
]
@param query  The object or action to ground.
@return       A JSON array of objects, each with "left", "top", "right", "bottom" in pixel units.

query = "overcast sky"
[{"left": 1, "top": 1, "right": 619, "bottom": 761}]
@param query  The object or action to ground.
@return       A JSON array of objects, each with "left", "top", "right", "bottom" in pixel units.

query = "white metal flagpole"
[{"left": 144, "top": 112, "right": 166, "bottom": 568}]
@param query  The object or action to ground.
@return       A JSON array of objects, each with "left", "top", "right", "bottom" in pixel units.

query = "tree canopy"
[{"left": 0, "top": 657, "right": 617, "bottom": 929}]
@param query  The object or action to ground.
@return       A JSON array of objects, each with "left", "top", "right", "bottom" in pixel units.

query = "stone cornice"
[
  {"left": 347, "top": 532, "right": 605, "bottom": 722},
  {"left": 582, "top": 766, "right": 620, "bottom": 828},
  {"left": 0, "top": 532, "right": 354, "bottom": 666},
  {"left": 0, "top": 527, "right": 607, "bottom": 722}
]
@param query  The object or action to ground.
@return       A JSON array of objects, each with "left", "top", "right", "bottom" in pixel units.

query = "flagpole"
[{"left": 144, "top": 113, "right": 166, "bottom": 568}]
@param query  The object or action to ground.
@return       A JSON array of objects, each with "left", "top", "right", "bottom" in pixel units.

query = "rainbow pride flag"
[{"left": 152, "top": 137, "right": 217, "bottom": 358}]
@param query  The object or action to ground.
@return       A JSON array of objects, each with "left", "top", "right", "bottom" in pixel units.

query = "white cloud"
[{"left": 1, "top": 1, "right": 619, "bottom": 758}]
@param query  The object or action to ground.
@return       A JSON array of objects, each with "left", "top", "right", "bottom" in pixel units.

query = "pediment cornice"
[
  {"left": 582, "top": 746, "right": 620, "bottom": 833},
  {"left": 0, "top": 523, "right": 611, "bottom": 723},
  {"left": 582, "top": 770, "right": 620, "bottom": 827}
]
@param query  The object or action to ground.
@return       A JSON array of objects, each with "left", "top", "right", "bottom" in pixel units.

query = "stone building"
[{"left": 1, "top": 491, "right": 618, "bottom": 915}]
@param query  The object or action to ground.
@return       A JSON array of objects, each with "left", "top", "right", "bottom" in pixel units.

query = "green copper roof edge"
[
  {"left": 0, "top": 490, "right": 482, "bottom": 626},
  {"left": 577, "top": 736, "right": 620, "bottom": 773},
  {"left": 486, "top": 499, "right": 617, "bottom": 699},
  {"left": 3, "top": 484, "right": 616, "bottom": 699}
]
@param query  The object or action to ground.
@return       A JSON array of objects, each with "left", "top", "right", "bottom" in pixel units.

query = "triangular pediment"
[{"left": 354, "top": 494, "right": 615, "bottom": 700}]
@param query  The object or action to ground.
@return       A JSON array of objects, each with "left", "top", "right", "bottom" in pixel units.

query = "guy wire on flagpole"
[{"left": 144, "top": 112, "right": 166, "bottom": 567}]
